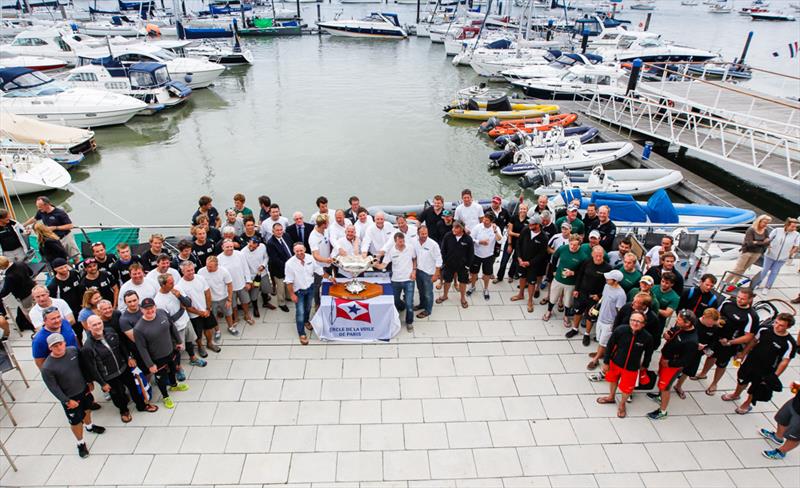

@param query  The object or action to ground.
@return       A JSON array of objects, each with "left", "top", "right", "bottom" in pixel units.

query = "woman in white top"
[{"left": 751, "top": 217, "right": 799, "bottom": 291}]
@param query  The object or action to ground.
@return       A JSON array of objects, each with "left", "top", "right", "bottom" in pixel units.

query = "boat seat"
[
  {"left": 675, "top": 232, "right": 699, "bottom": 258},
  {"left": 642, "top": 232, "right": 667, "bottom": 251}
]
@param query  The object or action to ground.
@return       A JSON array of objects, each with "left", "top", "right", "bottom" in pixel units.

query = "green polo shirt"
[
  {"left": 617, "top": 267, "right": 643, "bottom": 293},
  {"left": 555, "top": 216, "right": 585, "bottom": 236},
  {"left": 627, "top": 287, "right": 660, "bottom": 312},
  {"left": 553, "top": 244, "right": 590, "bottom": 286},
  {"left": 653, "top": 285, "right": 680, "bottom": 315}
]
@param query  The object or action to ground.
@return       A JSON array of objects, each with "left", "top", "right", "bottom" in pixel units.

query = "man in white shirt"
[
  {"left": 309, "top": 215, "right": 334, "bottom": 310},
  {"left": 241, "top": 237, "right": 271, "bottom": 317},
  {"left": 30, "top": 285, "right": 75, "bottom": 330},
  {"left": 285, "top": 242, "right": 334, "bottom": 345},
  {"left": 454, "top": 189, "right": 483, "bottom": 234},
  {"left": 395, "top": 215, "right": 418, "bottom": 241},
  {"left": 414, "top": 225, "right": 442, "bottom": 319},
  {"left": 176, "top": 261, "right": 218, "bottom": 355},
  {"left": 198, "top": 255, "right": 237, "bottom": 337},
  {"left": 259, "top": 204, "right": 289, "bottom": 243},
  {"left": 375, "top": 233, "right": 417, "bottom": 330},
  {"left": 154, "top": 274, "right": 206, "bottom": 371},
  {"left": 117, "top": 264, "right": 157, "bottom": 309},
  {"left": 310, "top": 196, "right": 336, "bottom": 224},
  {"left": 217, "top": 240, "right": 255, "bottom": 325},
  {"left": 328, "top": 209, "right": 351, "bottom": 245},
  {"left": 146, "top": 254, "right": 181, "bottom": 287},
  {"left": 361, "top": 212, "right": 395, "bottom": 257},
  {"left": 644, "top": 235, "right": 674, "bottom": 269},
  {"left": 469, "top": 213, "right": 502, "bottom": 300},
  {"left": 353, "top": 209, "right": 374, "bottom": 240}
]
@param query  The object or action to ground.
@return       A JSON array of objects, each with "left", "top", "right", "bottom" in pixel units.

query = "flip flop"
[
  {"left": 510, "top": 295, "right": 525, "bottom": 302},
  {"left": 596, "top": 397, "right": 615, "bottom": 404},
  {"left": 721, "top": 393, "right": 740, "bottom": 402},
  {"left": 587, "top": 360, "right": 599, "bottom": 370},
  {"left": 121, "top": 411, "right": 132, "bottom": 423},
  {"left": 674, "top": 388, "right": 687, "bottom": 400},
  {"left": 527, "top": 303, "right": 534, "bottom": 313},
  {"left": 461, "top": 299, "right": 469, "bottom": 309},
  {"left": 143, "top": 404, "right": 159, "bottom": 413},
  {"left": 691, "top": 375, "right": 707, "bottom": 380},
  {"left": 435, "top": 297, "right": 448, "bottom": 304},
  {"left": 617, "top": 407, "right": 627, "bottom": 418},
  {"left": 705, "top": 386, "right": 717, "bottom": 396},
  {"left": 735, "top": 405, "right": 753, "bottom": 415}
]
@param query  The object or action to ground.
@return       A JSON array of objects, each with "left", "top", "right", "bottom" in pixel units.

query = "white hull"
[
  {"left": 78, "top": 26, "right": 144, "bottom": 37},
  {"left": 0, "top": 154, "right": 71, "bottom": 195},
  {"left": 503, "top": 142, "right": 634, "bottom": 175},
  {"left": 318, "top": 26, "right": 407, "bottom": 39},
  {"left": 1, "top": 106, "right": 144, "bottom": 128},
  {"left": 532, "top": 169, "right": 684, "bottom": 196}
]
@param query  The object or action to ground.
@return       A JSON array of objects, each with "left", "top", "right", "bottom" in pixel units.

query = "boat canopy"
[
  {"left": 0, "top": 110, "right": 94, "bottom": 145},
  {"left": 0, "top": 67, "right": 52, "bottom": 91},
  {"left": 486, "top": 39, "right": 513, "bottom": 49}
]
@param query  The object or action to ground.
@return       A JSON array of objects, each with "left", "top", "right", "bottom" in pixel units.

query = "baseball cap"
[
  {"left": 604, "top": 270, "right": 623, "bottom": 281},
  {"left": 83, "top": 257, "right": 97, "bottom": 266},
  {"left": 560, "top": 221, "right": 572, "bottom": 229},
  {"left": 639, "top": 275, "right": 655, "bottom": 286},
  {"left": 529, "top": 214, "right": 542, "bottom": 225},
  {"left": 588, "top": 230, "right": 601, "bottom": 239},
  {"left": 567, "top": 205, "right": 578, "bottom": 212},
  {"left": 51, "top": 257, "right": 68, "bottom": 268},
  {"left": 492, "top": 196, "right": 502, "bottom": 204},
  {"left": 442, "top": 210, "right": 453, "bottom": 217},
  {"left": 140, "top": 297, "right": 156, "bottom": 308},
  {"left": 46, "top": 333, "right": 65, "bottom": 348}
]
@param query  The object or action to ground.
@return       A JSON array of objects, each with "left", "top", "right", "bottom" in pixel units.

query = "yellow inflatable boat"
[{"left": 444, "top": 96, "right": 559, "bottom": 121}]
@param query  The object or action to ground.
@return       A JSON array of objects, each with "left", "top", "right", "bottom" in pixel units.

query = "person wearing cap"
[
  {"left": 81, "top": 315, "right": 159, "bottom": 423},
  {"left": 32, "top": 305, "right": 79, "bottom": 368},
  {"left": 543, "top": 235, "right": 589, "bottom": 322},
  {"left": 646, "top": 309, "right": 699, "bottom": 420},
  {"left": 645, "top": 251, "right": 684, "bottom": 295},
  {"left": 567, "top": 245, "right": 611, "bottom": 345},
  {"left": 30, "top": 284, "right": 75, "bottom": 331},
  {"left": 555, "top": 205, "right": 585, "bottom": 237},
  {"left": 134, "top": 297, "right": 187, "bottom": 409},
  {"left": 437, "top": 221, "right": 474, "bottom": 309},
  {"left": 117, "top": 263, "right": 158, "bottom": 309},
  {"left": 468, "top": 213, "right": 502, "bottom": 301},
  {"left": 587, "top": 269, "right": 628, "bottom": 370},
  {"left": 47, "top": 257, "right": 83, "bottom": 325},
  {"left": 597, "top": 311, "right": 655, "bottom": 418},
  {"left": 81, "top": 257, "right": 118, "bottom": 305},
  {"left": 41, "top": 332, "right": 105, "bottom": 458},
  {"left": 454, "top": 189, "right": 483, "bottom": 235},
  {"left": 510, "top": 212, "right": 548, "bottom": 312},
  {"left": 419, "top": 195, "right": 445, "bottom": 243},
  {"left": 627, "top": 275, "right": 661, "bottom": 314},
  {"left": 435, "top": 210, "right": 454, "bottom": 253},
  {"left": 241, "top": 236, "right": 272, "bottom": 317},
  {"left": 487, "top": 196, "right": 510, "bottom": 256},
  {"left": 496, "top": 203, "right": 527, "bottom": 284}
]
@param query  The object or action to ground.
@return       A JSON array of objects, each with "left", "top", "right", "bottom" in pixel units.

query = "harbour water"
[{"left": 9, "top": 0, "right": 800, "bottom": 224}]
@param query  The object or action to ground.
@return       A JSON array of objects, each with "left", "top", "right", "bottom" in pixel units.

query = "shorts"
[
  {"left": 61, "top": 391, "right": 93, "bottom": 426},
  {"left": 178, "top": 324, "right": 197, "bottom": 344},
  {"left": 596, "top": 321, "right": 613, "bottom": 347},
  {"left": 775, "top": 399, "right": 800, "bottom": 441},
  {"left": 549, "top": 280, "right": 575, "bottom": 308},
  {"left": 657, "top": 362, "right": 683, "bottom": 391},
  {"left": 469, "top": 255, "right": 495, "bottom": 276},
  {"left": 232, "top": 288, "right": 250, "bottom": 307},
  {"left": 190, "top": 315, "right": 218, "bottom": 334},
  {"left": 606, "top": 361, "right": 638, "bottom": 394},
  {"left": 683, "top": 350, "right": 704, "bottom": 378},
  {"left": 737, "top": 360, "right": 769, "bottom": 386},
  {"left": 709, "top": 342, "right": 737, "bottom": 368},
  {"left": 573, "top": 292, "right": 598, "bottom": 314},
  {"left": 442, "top": 265, "right": 470, "bottom": 284},
  {"left": 211, "top": 299, "right": 232, "bottom": 318}
]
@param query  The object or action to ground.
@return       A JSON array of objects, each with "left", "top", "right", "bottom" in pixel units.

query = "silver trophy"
[{"left": 332, "top": 255, "right": 377, "bottom": 295}]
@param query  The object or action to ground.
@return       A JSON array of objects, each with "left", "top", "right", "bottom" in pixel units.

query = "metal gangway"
[{"left": 575, "top": 63, "right": 800, "bottom": 204}]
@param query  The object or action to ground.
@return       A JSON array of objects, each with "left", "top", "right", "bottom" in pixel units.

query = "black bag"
[
  {"left": 15, "top": 307, "right": 34, "bottom": 332},
  {"left": 634, "top": 369, "right": 657, "bottom": 391}
]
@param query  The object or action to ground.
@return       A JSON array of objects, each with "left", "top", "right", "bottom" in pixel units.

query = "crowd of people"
[{"left": 0, "top": 191, "right": 798, "bottom": 462}]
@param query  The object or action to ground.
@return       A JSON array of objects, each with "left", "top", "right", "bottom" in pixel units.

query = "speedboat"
[
  {"left": 469, "top": 47, "right": 552, "bottom": 79},
  {"left": 0, "top": 51, "right": 67, "bottom": 71},
  {"left": 0, "top": 111, "right": 96, "bottom": 155},
  {"left": 444, "top": 95, "right": 559, "bottom": 121},
  {"left": 489, "top": 126, "right": 601, "bottom": 167},
  {"left": 501, "top": 52, "right": 603, "bottom": 82},
  {"left": 75, "top": 44, "right": 226, "bottom": 89},
  {"left": 518, "top": 165, "right": 684, "bottom": 196},
  {"left": 179, "top": 39, "right": 254, "bottom": 65},
  {"left": 0, "top": 152, "right": 71, "bottom": 195},
  {"left": 499, "top": 140, "right": 634, "bottom": 175},
  {"left": 630, "top": 1, "right": 656, "bottom": 10},
  {"left": 493, "top": 125, "right": 598, "bottom": 148},
  {"left": 1, "top": 28, "right": 76, "bottom": 64},
  {"left": 511, "top": 64, "right": 627, "bottom": 100},
  {"left": 0, "top": 68, "right": 146, "bottom": 128},
  {"left": 482, "top": 113, "right": 579, "bottom": 138},
  {"left": 78, "top": 15, "right": 145, "bottom": 37},
  {"left": 750, "top": 11, "right": 796, "bottom": 20},
  {"left": 64, "top": 59, "right": 192, "bottom": 115},
  {"left": 595, "top": 35, "right": 719, "bottom": 63},
  {"left": 317, "top": 13, "right": 407, "bottom": 39}
]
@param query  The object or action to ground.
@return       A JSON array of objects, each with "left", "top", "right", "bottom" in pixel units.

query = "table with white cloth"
[{"left": 310, "top": 276, "right": 401, "bottom": 342}]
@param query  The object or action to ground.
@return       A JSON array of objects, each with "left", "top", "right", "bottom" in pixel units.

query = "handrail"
[{"left": 642, "top": 60, "right": 800, "bottom": 82}]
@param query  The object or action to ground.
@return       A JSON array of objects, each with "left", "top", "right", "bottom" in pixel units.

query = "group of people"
[{"left": 1, "top": 190, "right": 798, "bottom": 462}]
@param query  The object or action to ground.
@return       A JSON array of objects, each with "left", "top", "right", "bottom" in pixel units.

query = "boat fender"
[{"left": 184, "top": 73, "right": 193, "bottom": 84}]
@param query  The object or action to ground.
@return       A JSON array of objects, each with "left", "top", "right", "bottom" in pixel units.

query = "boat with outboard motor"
[
  {"left": 518, "top": 165, "right": 684, "bottom": 196},
  {"left": 0, "top": 152, "right": 71, "bottom": 195},
  {"left": 317, "top": 13, "right": 407, "bottom": 39},
  {"left": 481, "top": 113, "right": 579, "bottom": 137},
  {"left": 499, "top": 140, "right": 634, "bottom": 175},
  {"left": 0, "top": 67, "right": 147, "bottom": 128},
  {"left": 489, "top": 127, "right": 601, "bottom": 168},
  {"left": 493, "top": 125, "right": 598, "bottom": 148},
  {"left": 444, "top": 95, "right": 559, "bottom": 121}
]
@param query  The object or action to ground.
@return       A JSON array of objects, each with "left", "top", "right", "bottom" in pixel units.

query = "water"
[{"left": 8, "top": 0, "right": 800, "bottom": 225}]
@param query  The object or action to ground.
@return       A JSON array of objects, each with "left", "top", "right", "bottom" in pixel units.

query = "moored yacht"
[
  {"left": 511, "top": 64, "right": 627, "bottom": 100},
  {"left": 595, "top": 35, "right": 718, "bottom": 63},
  {"left": 1, "top": 28, "right": 75, "bottom": 64},
  {"left": 317, "top": 13, "right": 407, "bottom": 39},
  {"left": 0, "top": 152, "right": 71, "bottom": 195}
]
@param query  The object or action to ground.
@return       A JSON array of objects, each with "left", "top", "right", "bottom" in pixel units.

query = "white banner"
[{"left": 310, "top": 277, "right": 401, "bottom": 342}]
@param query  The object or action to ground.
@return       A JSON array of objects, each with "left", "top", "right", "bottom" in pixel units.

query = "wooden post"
[
  {"left": 0, "top": 172, "right": 15, "bottom": 220},
  {"left": 317, "top": 3, "right": 321, "bottom": 35},
  {"left": 296, "top": 0, "right": 301, "bottom": 20},
  {"left": 416, "top": 0, "right": 420, "bottom": 24},
  {"left": 643, "top": 12, "right": 652, "bottom": 31}
]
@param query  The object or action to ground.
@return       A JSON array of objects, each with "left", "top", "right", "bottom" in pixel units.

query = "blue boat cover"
[
  {"left": 590, "top": 193, "right": 648, "bottom": 222},
  {"left": 0, "top": 67, "right": 32, "bottom": 86},
  {"left": 646, "top": 190, "right": 679, "bottom": 224},
  {"left": 486, "top": 39, "right": 512, "bottom": 49}
]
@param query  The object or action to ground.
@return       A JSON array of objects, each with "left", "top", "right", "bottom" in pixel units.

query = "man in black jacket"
[
  {"left": 419, "top": 195, "right": 445, "bottom": 243},
  {"left": 266, "top": 223, "right": 294, "bottom": 313},
  {"left": 647, "top": 309, "right": 699, "bottom": 420},
  {"left": 510, "top": 215, "right": 548, "bottom": 313},
  {"left": 598, "top": 311, "right": 654, "bottom": 418},
  {"left": 0, "top": 255, "right": 34, "bottom": 322},
  {"left": 679, "top": 273, "right": 719, "bottom": 316},
  {"left": 81, "top": 315, "right": 158, "bottom": 422},
  {"left": 286, "top": 212, "right": 314, "bottom": 253},
  {"left": 566, "top": 245, "right": 611, "bottom": 342},
  {"left": 437, "top": 221, "right": 474, "bottom": 309},
  {"left": 645, "top": 252, "right": 685, "bottom": 295},
  {"left": 613, "top": 293, "right": 661, "bottom": 347}
]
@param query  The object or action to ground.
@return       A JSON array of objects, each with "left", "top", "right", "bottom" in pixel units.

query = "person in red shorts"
[
  {"left": 597, "top": 311, "right": 655, "bottom": 418},
  {"left": 647, "top": 309, "right": 699, "bottom": 420}
]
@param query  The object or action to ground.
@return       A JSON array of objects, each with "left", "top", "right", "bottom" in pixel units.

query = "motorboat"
[
  {"left": 444, "top": 95, "right": 559, "bottom": 121},
  {"left": 739, "top": 6, "right": 769, "bottom": 14},
  {"left": 78, "top": 16, "right": 145, "bottom": 37},
  {"left": 489, "top": 127, "right": 601, "bottom": 167},
  {"left": 0, "top": 111, "right": 96, "bottom": 154},
  {"left": 0, "top": 68, "right": 147, "bottom": 128},
  {"left": 511, "top": 64, "right": 628, "bottom": 100},
  {"left": 686, "top": 62, "right": 752, "bottom": 80},
  {"left": 587, "top": 26, "right": 659, "bottom": 50},
  {"left": 482, "top": 113, "right": 579, "bottom": 137},
  {"left": 469, "top": 47, "right": 553, "bottom": 79},
  {"left": 493, "top": 125, "right": 598, "bottom": 148},
  {"left": 443, "top": 25, "right": 481, "bottom": 56},
  {"left": 75, "top": 44, "right": 226, "bottom": 89},
  {"left": 518, "top": 165, "right": 684, "bottom": 197},
  {"left": 178, "top": 38, "right": 254, "bottom": 65},
  {"left": 340, "top": 0, "right": 383, "bottom": 3},
  {"left": 630, "top": 1, "right": 656, "bottom": 10},
  {"left": 750, "top": 11, "right": 796, "bottom": 20},
  {"left": 0, "top": 51, "right": 67, "bottom": 71},
  {"left": 239, "top": 17, "right": 303, "bottom": 36},
  {"left": 681, "top": 1, "right": 699, "bottom": 5},
  {"left": 1, "top": 28, "right": 76, "bottom": 64},
  {"left": 501, "top": 52, "right": 603, "bottom": 82},
  {"left": 595, "top": 35, "right": 719, "bottom": 63},
  {"left": 0, "top": 152, "right": 71, "bottom": 195},
  {"left": 317, "top": 13, "right": 407, "bottom": 39},
  {"left": 499, "top": 140, "right": 634, "bottom": 175},
  {"left": 64, "top": 59, "right": 192, "bottom": 115},
  {"left": 708, "top": 3, "right": 734, "bottom": 13}
]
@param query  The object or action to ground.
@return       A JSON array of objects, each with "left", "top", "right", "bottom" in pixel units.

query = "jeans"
[
  {"left": 496, "top": 247, "right": 517, "bottom": 281},
  {"left": 415, "top": 270, "right": 434, "bottom": 315},
  {"left": 751, "top": 256, "right": 785, "bottom": 289},
  {"left": 294, "top": 287, "right": 313, "bottom": 336},
  {"left": 392, "top": 280, "right": 415, "bottom": 325}
]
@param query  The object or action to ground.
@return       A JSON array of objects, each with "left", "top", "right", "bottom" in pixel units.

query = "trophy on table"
[{"left": 330, "top": 255, "right": 383, "bottom": 299}]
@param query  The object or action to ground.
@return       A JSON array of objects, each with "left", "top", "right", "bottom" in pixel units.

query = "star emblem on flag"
[{"left": 334, "top": 298, "right": 372, "bottom": 323}]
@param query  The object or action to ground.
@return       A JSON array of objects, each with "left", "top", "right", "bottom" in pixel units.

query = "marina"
[{"left": 0, "top": 0, "right": 798, "bottom": 485}]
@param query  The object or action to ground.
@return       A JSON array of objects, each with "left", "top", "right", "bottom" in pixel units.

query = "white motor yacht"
[
  {"left": 1, "top": 28, "right": 76, "bottom": 64},
  {"left": 0, "top": 68, "right": 146, "bottom": 128},
  {"left": 511, "top": 64, "right": 628, "bottom": 99},
  {"left": 501, "top": 52, "right": 604, "bottom": 82},
  {"left": 469, "top": 49, "right": 550, "bottom": 79},
  {"left": 317, "top": 13, "right": 407, "bottom": 39},
  {"left": 65, "top": 60, "right": 192, "bottom": 115},
  {"left": 0, "top": 111, "right": 96, "bottom": 155},
  {"left": 0, "top": 152, "right": 71, "bottom": 196},
  {"left": 75, "top": 43, "right": 226, "bottom": 89},
  {"left": 78, "top": 15, "right": 145, "bottom": 37},
  {"left": 595, "top": 35, "right": 718, "bottom": 63},
  {"left": 0, "top": 51, "right": 68, "bottom": 71}
]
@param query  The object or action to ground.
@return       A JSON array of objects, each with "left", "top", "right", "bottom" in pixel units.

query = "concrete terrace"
[{"left": 0, "top": 260, "right": 798, "bottom": 487}]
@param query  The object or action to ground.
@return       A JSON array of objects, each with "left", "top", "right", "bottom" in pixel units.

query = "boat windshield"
[
  {"left": 560, "top": 72, "right": 579, "bottom": 82},
  {"left": 2, "top": 70, "right": 53, "bottom": 91},
  {"left": 153, "top": 49, "right": 177, "bottom": 61},
  {"left": 550, "top": 55, "right": 578, "bottom": 68},
  {"left": 638, "top": 38, "right": 663, "bottom": 48},
  {"left": 10, "top": 37, "right": 48, "bottom": 46}
]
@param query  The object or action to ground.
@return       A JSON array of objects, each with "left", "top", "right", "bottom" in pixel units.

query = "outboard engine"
[
  {"left": 479, "top": 116, "right": 501, "bottom": 133},
  {"left": 518, "top": 167, "right": 558, "bottom": 189}
]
